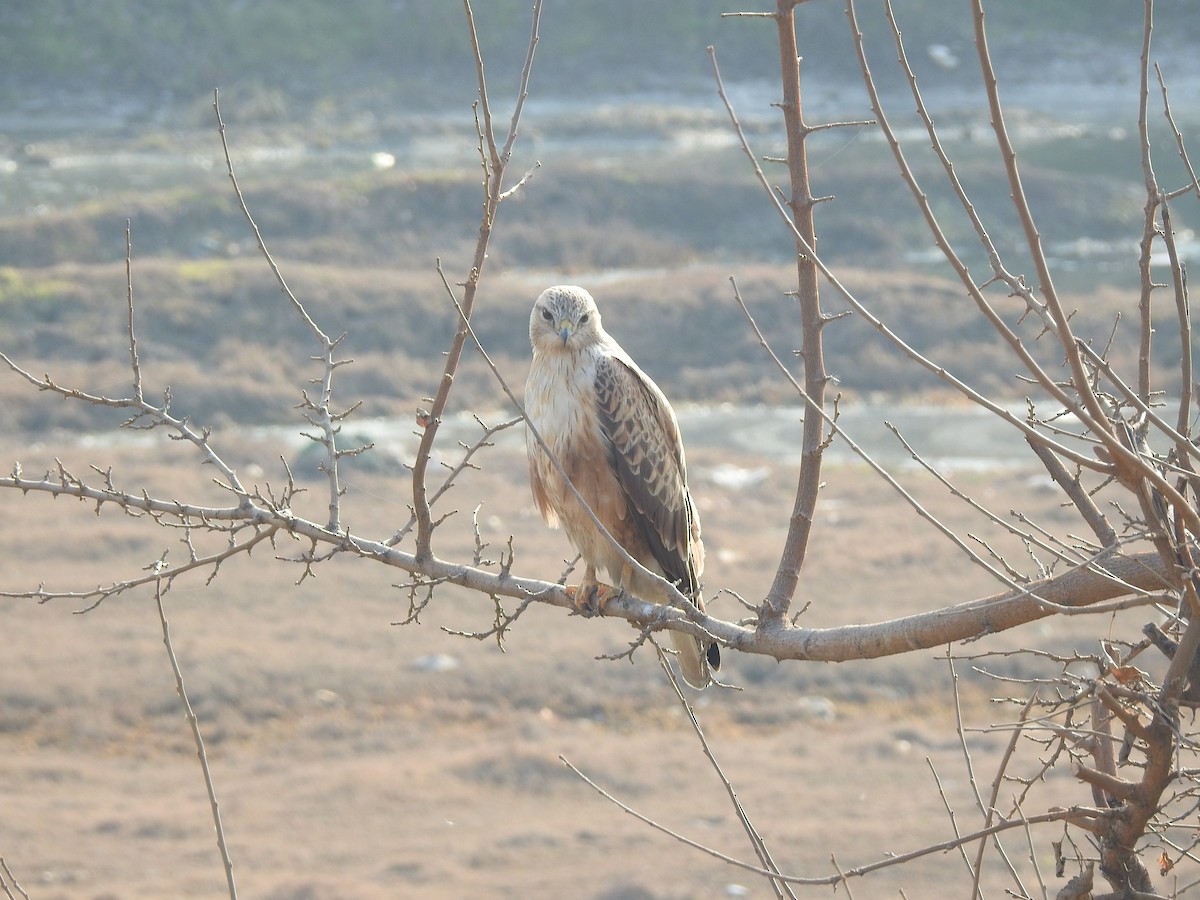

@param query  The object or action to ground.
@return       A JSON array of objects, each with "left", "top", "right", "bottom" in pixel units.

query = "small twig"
[
  {"left": 1158, "top": 199, "right": 1195, "bottom": 479},
  {"left": 0, "top": 859, "right": 28, "bottom": 900},
  {"left": 1027, "top": 438, "right": 1119, "bottom": 548},
  {"left": 656, "top": 644, "right": 795, "bottom": 898},
  {"left": 124, "top": 221, "right": 143, "bottom": 401},
  {"left": 0, "top": 346, "right": 246, "bottom": 496},
  {"left": 441, "top": 590, "right": 538, "bottom": 649},
  {"left": 154, "top": 574, "right": 237, "bottom": 899},
  {"left": 1155, "top": 62, "right": 1200, "bottom": 200},
  {"left": 970, "top": 691, "right": 1039, "bottom": 900},
  {"left": 213, "top": 90, "right": 323, "bottom": 338},
  {"left": 927, "top": 757, "right": 976, "bottom": 883},
  {"left": 828, "top": 855, "right": 855, "bottom": 900},
  {"left": 560, "top": 754, "right": 788, "bottom": 879},
  {"left": 2, "top": 525, "right": 277, "bottom": 612},
  {"left": 389, "top": 412, "right": 523, "bottom": 547}
]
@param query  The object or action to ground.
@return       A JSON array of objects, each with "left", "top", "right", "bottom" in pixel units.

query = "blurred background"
[{"left": 1, "top": 0, "right": 1197, "bottom": 434}]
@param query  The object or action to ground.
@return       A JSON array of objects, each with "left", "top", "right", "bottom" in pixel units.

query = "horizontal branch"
[
  {"left": 750, "top": 551, "right": 1174, "bottom": 662},
  {"left": 0, "top": 470, "right": 1177, "bottom": 665}
]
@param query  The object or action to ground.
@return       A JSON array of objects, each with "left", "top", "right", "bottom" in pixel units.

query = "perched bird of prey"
[{"left": 525, "top": 285, "right": 720, "bottom": 688}]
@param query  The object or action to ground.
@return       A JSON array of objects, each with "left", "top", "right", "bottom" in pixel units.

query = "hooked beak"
[{"left": 558, "top": 321, "right": 575, "bottom": 345}]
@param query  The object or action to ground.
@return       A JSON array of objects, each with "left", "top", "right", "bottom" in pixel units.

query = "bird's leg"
[
  {"left": 616, "top": 562, "right": 636, "bottom": 606},
  {"left": 566, "top": 563, "right": 619, "bottom": 616}
]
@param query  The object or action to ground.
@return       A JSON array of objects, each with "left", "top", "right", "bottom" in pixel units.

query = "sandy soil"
[{"left": 0, "top": 426, "right": 1190, "bottom": 898}]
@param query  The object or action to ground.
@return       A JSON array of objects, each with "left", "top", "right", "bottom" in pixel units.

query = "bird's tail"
[{"left": 672, "top": 631, "right": 720, "bottom": 689}]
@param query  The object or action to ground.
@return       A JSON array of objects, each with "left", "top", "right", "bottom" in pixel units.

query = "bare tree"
[{"left": 2, "top": 0, "right": 1199, "bottom": 896}]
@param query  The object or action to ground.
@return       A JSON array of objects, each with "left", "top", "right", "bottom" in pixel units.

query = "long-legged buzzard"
[{"left": 525, "top": 285, "right": 719, "bottom": 688}]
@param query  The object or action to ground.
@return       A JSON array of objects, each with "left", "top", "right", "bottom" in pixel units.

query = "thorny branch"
[
  {"left": 0, "top": 859, "right": 28, "bottom": 900},
  {"left": 837, "top": 0, "right": 1200, "bottom": 890},
  {"left": 2, "top": 0, "right": 1200, "bottom": 896},
  {"left": 409, "top": 0, "right": 543, "bottom": 562},
  {"left": 214, "top": 89, "right": 349, "bottom": 532},
  {"left": 154, "top": 575, "right": 237, "bottom": 900}
]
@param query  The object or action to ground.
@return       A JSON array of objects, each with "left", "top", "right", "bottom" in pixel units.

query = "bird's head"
[{"left": 529, "top": 285, "right": 603, "bottom": 355}]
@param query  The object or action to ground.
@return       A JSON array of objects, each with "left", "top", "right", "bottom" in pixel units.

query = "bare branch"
[
  {"left": 970, "top": 691, "right": 1039, "bottom": 900},
  {"left": 153, "top": 574, "right": 237, "bottom": 899},
  {"left": 968, "top": 0, "right": 1108, "bottom": 432},
  {"left": 1155, "top": 62, "right": 1200, "bottom": 200},
  {"left": 0, "top": 859, "right": 29, "bottom": 900},
  {"left": 714, "top": 35, "right": 1114, "bottom": 476},
  {"left": 0, "top": 352, "right": 247, "bottom": 496},
  {"left": 411, "top": 0, "right": 543, "bottom": 560},
  {"left": 124, "top": 221, "right": 143, "bottom": 401},
  {"left": 1027, "top": 438, "right": 1119, "bottom": 548},
  {"left": 656, "top": 647, "right": 794, "bottom": 898}
]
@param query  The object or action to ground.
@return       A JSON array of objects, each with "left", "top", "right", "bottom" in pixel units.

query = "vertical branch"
[
  {"left": 1082, "top": 5, "right": 1194, "bottom": 890},
  {"left": 1126, "top": 0, "right": 1200, "bottom": 555},
  {"left": 1162, "top": 202, "right": 1193, "bottom": 452},
  {"left": 759, "top": 0, "right": 829, "bottom": 624},
  {"left": 969, "top": 1, "right": 1110, "bottom": 434},
  {"left": 124, "top": 221, "right": 143, "bottom": 402},
  {"left": 969, "top": 692, "right": 1038, "bottom": 900},
  {"left": 1152, "top": 65, "right": 1195, "bottom": 462},
  {"left": 410, "top": 0, "right": 542, "bottom": 561},
  {"left": 214, "top": 90, "right": 344, "bottom": 530},
  {"left": 657, "top": 646, "right": 796, "bottom": 899},
  {"left": 970, "top": 0, "right": 1197, "bottom": 565},
  {"left": 155, "top": 575, "right": 237, "bottom": 900},
  {"left": 1135, "top": 0, "right": 1159, "bottom": 407}
]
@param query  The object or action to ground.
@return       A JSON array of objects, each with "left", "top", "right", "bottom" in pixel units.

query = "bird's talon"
[{"left": 566, "top": 582, "right": 618, "bottom": 616}]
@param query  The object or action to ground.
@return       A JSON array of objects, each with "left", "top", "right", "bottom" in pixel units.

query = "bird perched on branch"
[{"left": 525, "top": 285, "right": 719, "bottom": 688}]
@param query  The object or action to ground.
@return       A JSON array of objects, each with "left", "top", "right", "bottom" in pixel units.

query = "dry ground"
[{"left": 0, "top": 424, "right": 1191, "bottom": 898}]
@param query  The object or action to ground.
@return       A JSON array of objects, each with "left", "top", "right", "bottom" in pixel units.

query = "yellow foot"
[{"left": 566, "top": 581, "right": 621, "bottom": 616}]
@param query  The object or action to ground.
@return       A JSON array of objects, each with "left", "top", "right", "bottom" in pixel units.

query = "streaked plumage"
[{"left": 525, "top": 285, "right": 719, "bottom": 688}]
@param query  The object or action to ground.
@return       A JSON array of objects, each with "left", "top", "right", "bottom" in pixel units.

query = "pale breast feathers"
[{"left": 525, "top": 350, "right": 618, "bottom": 533}]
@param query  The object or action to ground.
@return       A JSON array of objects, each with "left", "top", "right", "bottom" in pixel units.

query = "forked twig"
[
  {"left": 388, "top": 411, "right": 523, "bottom": 547},
  {"left": 410, "top": 0, "right": 543, "bottom": 561},
  {"left": 1, "top": 525, "right": 277, "bottom": 612},
  {"left": 214, "top": 89, "right": 347, "bottom": 531}
]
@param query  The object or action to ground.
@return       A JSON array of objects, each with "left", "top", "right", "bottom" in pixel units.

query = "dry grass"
[{"left": 0, "top": 424, "right": 1184, "bottom": 898}]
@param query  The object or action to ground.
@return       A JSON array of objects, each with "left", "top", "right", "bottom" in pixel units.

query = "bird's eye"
[
  {"left": 541, "top": 309, "right": 553, "bottom": 322},
  {"left": 579, "top": 313, "right": 589, "bottom": 324}
]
